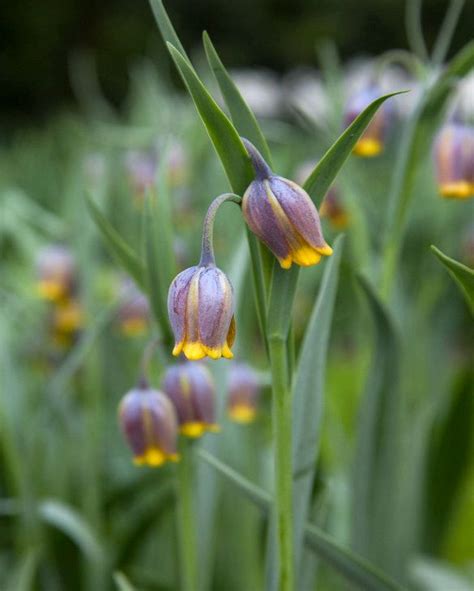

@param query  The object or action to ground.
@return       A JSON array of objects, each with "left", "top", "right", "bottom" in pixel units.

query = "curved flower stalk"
[
  {"left": 168, "top": 193, "right": 241, "bottom": 360},
  {"left": 241, "top": 138, "right": 332, "bottom": 269},
  {"left": 162, "top": 362, "right": 219, "bottom": 437}
]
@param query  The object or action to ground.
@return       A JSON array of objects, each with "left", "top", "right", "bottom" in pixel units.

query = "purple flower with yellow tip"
[
  {"left": 162, "top": 362, "right": 219, "bottom": 438},
  {"left": 227, "top": 363, "right": 261, "bottom": 424},
  {"left": 119, "top": 380, "right": 180, "bottom": 467},
  {"left": 344, "top": 86, "right": 393, "bottom": 157},
  {"left": 319, "top": 186, "right": 349, "bottom": 230},
  {"left": 433, "top": 121, "right": 474, "bottom": 200},
  {"left": 241, "top": 139, "right": 332, "bottom": 269},
  {"left": 168, "top": 193, "right": 239, "bottom": 361},
  {"left": 36, "top": 245, "right": 77, "bottom": 302},
  {"left": 117, "top": 278, "right": 150, "bottom": 337}
]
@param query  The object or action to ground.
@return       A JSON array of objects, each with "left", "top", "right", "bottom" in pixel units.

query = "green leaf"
[
  {"left": 292, "top": 235, "right": 345, "bottom": 576},
  {"left": 431, "top": 245, "right": 474, "bottom": 314},
  {"left": 143, "top": 183, "right": 176, "bottom": 343},
  {"left": 148, "top": 0, "right": 188, "bottom": 60},
  {"left": 303, "top": 92, "right": 405, "bottom": 206},
  {"left": 113, "top": 572, "right": 139, "bottom": 591},
  {"left": 38, "top": 499, "right": 106, "bottom": 566},
  {"left": 7, "top": 549, "right": 40, "bottom": 591},
  {"left": 166, "top": 44, "right": 253, "bottom": 193},
  {"left": 352, "top": 276, "right": 402, "bottom": 575},
  {"left": 86, "top": 196, "right": 145, "bottom": 289},
  {"left": 198, "top": 450, "right": 404, "bottom": 591},
  {"left": 202, "top": 31, "right": 272, "bottom": 165}
]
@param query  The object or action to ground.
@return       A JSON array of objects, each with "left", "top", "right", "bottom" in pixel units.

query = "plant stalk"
[
  {"left": 268, "top": 335, "right": 294, "bottom": 591},
  {"left": 177, "top": 439, "right": 198, "bottom": 591}
]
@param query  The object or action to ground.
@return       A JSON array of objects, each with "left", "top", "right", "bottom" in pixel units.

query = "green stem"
[
  {"left": 268, "top": 335, "right": 294, "bottom": 591},
  {"left": 199, "top": 193, "right": 241, "bottom": 266},
  {"left": 177, "top": 439, "right": 198, "bottom": 591}
]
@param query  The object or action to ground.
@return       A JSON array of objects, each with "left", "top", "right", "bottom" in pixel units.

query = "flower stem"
[
  {"left": 199, "top": 193, "right": 242, "bottom": 267},
  {"left": 177, "top": 438, "right": 198, "bottom": 591},
  {"left": 268, "top": 335, "right": 294, "bottom": 591}
]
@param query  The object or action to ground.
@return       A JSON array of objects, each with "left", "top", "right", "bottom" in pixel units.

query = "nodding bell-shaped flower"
[
  {"left": 241, "top": 139, "right": 332, "bottom": 269},
  {"left": 168, "top": 193, "right": 239, "bottom": 361},
  {"left": 344, "top": 86, "right": 393, "bottom": 157},
  {"left": 162, "top": 362, "right": 219, "bottom": 438},
  {"left": 227, "top": 363, "right": 261, "bottom": 424},
  {"left": 433, "top": 121, "right": 474, "bottom": 200},
  {"left": 119, "top": 380, "right": 180, "bottom": 467},
  {"left": 117, "top": 278, "right": 150, "bottom": 337},
  {"left": 319, "top": 186, "right": 349, "bottom": 230},
  {"left": 36, "top": 245, "right": 77, "bottom": 302}
]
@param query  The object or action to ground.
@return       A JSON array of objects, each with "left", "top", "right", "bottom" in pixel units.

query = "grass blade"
[
  {"left": 431, "top": 245, "right": 474, "bottom": 314},
  {"left": 292, "top": 235, "right": 345, "bottom": 577},
  {"left": 148, "top": 0, "right": 187, "bottom": 59},
  {"left": 86, "top": 196, "right": 145, "bottom": 289},
  {"left": 113, "top": 572, "right": 139, "bottom": 591}
]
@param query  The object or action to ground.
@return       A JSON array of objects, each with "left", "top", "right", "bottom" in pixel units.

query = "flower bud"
[
  {"left": 36, "top": 245, "right": 77, "bottom": 302},
  {"left": 168, "top": 265, "right": 235, "bottom": 360},
  {"left": 227, "top": 363, "right": 261, "bottom": 424},
  {"left": 433, "top": 122, "right": 474, "bottom": 199},
  {"left": 344, "top": 86, "right": 393, "bottom": 157},
  {"left": 117, "top": 278, "right": 150, "bottom": 337},
  {"left": 119, "top": 382, "right": 180, "bottom": 467},
  {"left": 319, "top": 186, "right": 349, "bottom": 230},
  {"left": 241, "top": 139, "right": 332, "bottom": 269},
  {"left": 162, "top": 362, "right": 219, "bottom": 438}
]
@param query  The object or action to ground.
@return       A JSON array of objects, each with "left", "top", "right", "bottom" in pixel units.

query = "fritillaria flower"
[
  {"left": 162, "top": 362, "right": 219, "bottom": 438},
  {"left": 433, "top": 121, "right": 474, "bottom": 200},
  {"left": 227, "top": 363, "right": 261, "bottom": 424},
  {"left": 168, "top": 194, "right": 238, "bottom": 361},
  {"left": 119, "top": 381, "right": 180, "bottom": 467},
  {"left": 241, "top": 138, "right": 332, "bottom": 269},
  {"left": 117, "top": 278, "right": 150, "bottom": 337},
  {"left": 36, "top": 245, "right": 77, "bottom": 302},
  {"left": 344, "top": 86, "right": 393, "bottom": 157},
  {"left": 319, "top": 186, "right": 349, "bottom": 230}
]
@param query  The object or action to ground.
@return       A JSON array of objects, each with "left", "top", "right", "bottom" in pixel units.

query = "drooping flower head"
[
  {"left": 433, "top": 121, "right": 474, "bottom": 200},
  {"left": 162, "top": 362, "right": 219, "bottom": 438},
  {"left": 344, "top": 85, "right": 393, "bottom": 157},
  {"left": 241, "top": 139, "right": 332, "bottom": 269},
  {"left": 168, "top": 193, "right": 239, "bottom": 361},
  {"left": 117, "top": 278, "right": 150, "bottom": 337},
  {"left": 319, "top": 186, "right": 349, "bottom": 230},
  {"left": 119, "top": 380, "right": 180, "bottom": 467},
  {"left": 227, "top": 363, "right": 261, "bottom": 424},
  {"left": 36, "top": 245, "right": 77, "bottom": 302},
  {"left": 51, "top": 298, "right": 84, "bottom": 348}
]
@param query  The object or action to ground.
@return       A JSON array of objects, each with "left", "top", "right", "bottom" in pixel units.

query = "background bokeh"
[{"left": 2, "top": 0, "right": 474, "bottom": 126}]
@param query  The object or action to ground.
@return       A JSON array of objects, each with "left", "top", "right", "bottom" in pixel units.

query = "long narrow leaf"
[
  {"left": 86, "top": 196, "right": 145, "bottom": 288},
  {"left": 148, "top": 0, "right": 188, "bottom": 59},
  {"left": 166, "top": 44, "right": 253, "bottom": 193},
  {"left": 199, "top": 450, "right": 404, "bottom": 591},
  {"left": 292, "top": 235, "right": 345, "bottom": 577},
  {"left": 431, "top": 245, "right": 474, "bottom": 314},
  {"left": 352, "top": 276, "right": 401, "bottom": 575},
  {"left": 202, "top": 31, "right": 272, "bottom": 164}
]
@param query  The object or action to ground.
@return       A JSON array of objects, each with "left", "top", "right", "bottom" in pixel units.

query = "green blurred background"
[{"left": 2, "top": 0, "right": 474, "bottom": 126}]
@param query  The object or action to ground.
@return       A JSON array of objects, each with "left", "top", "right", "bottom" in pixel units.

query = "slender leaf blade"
[
  {"left": 148, "top": 0, "right": 188, "bottom": 59},
  {"left": 292, "top": 235, "right": 345, "bottom": 576},
  {"left": 431, "top": 245, "right": 474, "bottom": 314},
  {"left": 166, "top": 44, "right": 253, "bottom": 193},
  {"left": 86, "top": 196, "right": 145, "bottom": 288},
  {"left": 202, "top": 31, "right": 272, "bottom": 164},
  {"left": 303, "top": 92, "right": 405, "bottom": 206}
]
